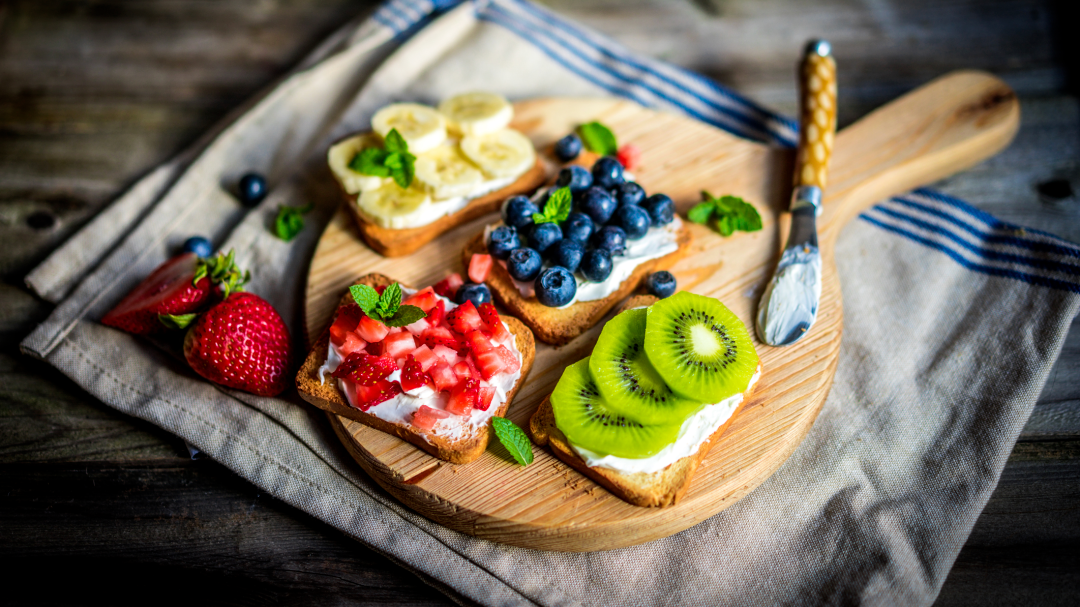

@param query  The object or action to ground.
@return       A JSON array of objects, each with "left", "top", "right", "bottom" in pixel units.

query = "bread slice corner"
[{"left": 296, "top": 273, "right": 537, "bottom": 465}]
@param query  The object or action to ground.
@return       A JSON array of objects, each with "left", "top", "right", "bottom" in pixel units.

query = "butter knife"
[{"left": 756, "top": 40, "right": 837, "bottom": 346}]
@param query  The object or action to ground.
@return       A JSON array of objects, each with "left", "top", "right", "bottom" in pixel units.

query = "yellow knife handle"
[{"left": 794, "top": 41, "right": 837, "bottom": 191}]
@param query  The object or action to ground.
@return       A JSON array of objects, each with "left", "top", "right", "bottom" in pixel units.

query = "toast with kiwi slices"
[
  {"left": 529, "top": 292, "right": 761, "bottom": 507},
  {"left": 326, "top": 93, "right": 549, "bottom": 258}
]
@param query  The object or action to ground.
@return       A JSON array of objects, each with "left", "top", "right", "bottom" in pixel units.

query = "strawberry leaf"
[
  {"left": 491, "top": 417, "right": 533, "bottom": 465},
  {"left": 158, "top": 313, "right": 197, "bottom": 330}
]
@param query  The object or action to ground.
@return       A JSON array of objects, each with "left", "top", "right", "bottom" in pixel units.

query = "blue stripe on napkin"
[{"left": 369, "top": 0, "right": 1080, "bottom": 293}]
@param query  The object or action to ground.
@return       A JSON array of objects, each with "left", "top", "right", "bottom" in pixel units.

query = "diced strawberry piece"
[
  {"left": 433, "top": 344, "right": 463, "bottom": 366},
  {"left": 381, "top": 331, "right": 416, "bottom": 359},
  {"left": 465, "top": 330, "right": 493, "bottom": 355},
  {"left": 445, "top": 378, "right": 479, "bottom": 416},
  {"left": 402, "top": 286, "right": 438, "bottom": 312},
  {"left": 374, "top": 285, "right": 386, "bottom": 295},
  {"left": 429, "top": 359, "right": 459, "bottom": 392},
  {"left": 412, "top": 405, "right": 452, "bottom": 429},
  {"left": 495, "top": 345, "right": 521, "bottom": 375},
  {"left": 468, "top": 254, "right": 492, "bottom": 283},
  {"left": 433, "top": 273, "right": 464, "bottom": 299},
  {"left": 616, "top": 143, "right": 641, "bottom": 170},
  {"left": 355, "top": 314, "right": 390, "bottom": 343},
  {"left": 427, "top": 300, "right": 446, "bottom": 327},
  {"left": 410, "top": 344, "right": 439, "bottom": 372},
  {"left": 333, "top": 352, "right": 398, "bottom": 386},
  {"left": 400, "top": 356, "right": 430, "bottom": 393},
  {"left": 338, "top": 331, "right": 367, "bottom": 356},
  {"left": 329, "top": 304, "right": 363, "bottom": 346},
  {"left": 477, "top": 384, "right": 496, "bottom": 411},
  {"left": 473, "top": 348, "right": 506, "bottom": 380},
  {"left": 447, "top": 300, "right": 484, "bottom": 335},
  {"left": 419, "top": 325, "right": 466, "bottom": 354},
  {"left": 353, "top": 379, "right": 400, "bottom": 411},
  {"left": 405, "top": 316, "right": 430, "bottom": 335},
  {"left": 453, "top": 361, "right": 475, "bottom": 380},
  {"left": 476, "top": 302, "right": 511, "bottom": 343}
]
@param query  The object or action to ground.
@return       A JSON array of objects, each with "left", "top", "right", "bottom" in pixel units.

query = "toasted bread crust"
[
  {"left": 296, "top": 273, "right": 536, "bottom": 464},
  {"left": 339, "top": 152, "right": 547, "bottom": 258},
  {"left": 528, "top": 293, "right": 756, "bottom": 507},
  {"left": 463, "top": 224, "right": 691, "bottom": 345}
]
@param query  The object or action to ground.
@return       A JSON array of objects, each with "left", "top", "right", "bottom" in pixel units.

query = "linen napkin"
[{"left": 21, "top": 1, "right": 1080, "bottom": 605}]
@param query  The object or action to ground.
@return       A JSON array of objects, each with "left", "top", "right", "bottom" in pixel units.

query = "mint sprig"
[
  {"left": 491, "top": 417, "right": 533, "bottom": 466},
  {"left": 577, "top": 121, "right": 617, "bottom": 156},
  {"left": 348, "top": 128, "right": 416, "bottom": 189},
  {"left": 349, "top": 282, "right": 427, "bottom": 328},
  {"left": 689, "top": 192, "right": 763, "bottom": 237},
  {"left": 274, "top": 203, "right": 314, "bottom": 242},
  {"left": 531, "top": 186, "right": 572, "bottom": 225}
]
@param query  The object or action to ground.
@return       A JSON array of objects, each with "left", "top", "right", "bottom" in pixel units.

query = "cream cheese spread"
[
  {"left": 756, "top": 245, "right": 822, "bottom": 345},
  {"left": 316, "top": 291, "right": 522, "bottom": 442},
  {"left": 567, "top": 368, "right": 761, "bottom": 474}
]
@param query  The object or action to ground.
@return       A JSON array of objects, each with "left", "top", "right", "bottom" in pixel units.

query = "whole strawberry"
[
  {"left": 102, "top": 250, "right": 247, "bottom": 335},
  {"left": 183, "top": 291, "right": 292, "bottom": 397}
]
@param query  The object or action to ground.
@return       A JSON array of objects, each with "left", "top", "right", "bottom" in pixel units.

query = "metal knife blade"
[{"left": 756, "top": 40, "right": 836, "bottom": 347}]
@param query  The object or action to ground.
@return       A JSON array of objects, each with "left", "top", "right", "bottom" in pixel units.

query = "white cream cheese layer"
[
  {"left": 568, "top": 368, "right": 761, "bottom": 474},
  {"left": 756, "top": 245, "right": 822, "bottom": 345},
  {"left": 494, "top": 216, "right": 683, "bottom": 306},
  {"left": 316, "top": 292, "right": 523, "bottom": 443}
]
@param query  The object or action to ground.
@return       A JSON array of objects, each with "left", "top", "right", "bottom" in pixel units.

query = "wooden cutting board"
[{"left": 303, "top": 71, "right": 1018, "bottom": 552}]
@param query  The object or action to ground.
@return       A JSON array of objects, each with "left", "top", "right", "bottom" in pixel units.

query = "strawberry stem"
[{"left": 195, "top": 249, "right": 250, "bottom": 299}]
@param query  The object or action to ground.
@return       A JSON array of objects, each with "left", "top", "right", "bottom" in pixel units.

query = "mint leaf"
[
  {"left": 389, "top": 152, "right": 415, "bottom": 189},
  {"left": 491, "top": 417, "right": 533, "bottom": 466},
  {"left": 350, "top": 147, "right": 390, "bottom": 176},
  {"left": 382, "top": 304, "right": 427, "bottom": 328},
  {"left": 578, "top": 121, "right": 617, "bottom": 156},
  {"left": 716, "top": 214, "right": 736, "bottom": 237},
  {"left": 378, "top": 282, "right": 402, "bottom": 319},
  {"left": 532, "top": 186, "right": 572, "bottom": 225},
  {"left": 274, "top": 203, "right": 313, "bottom": 242},
  {"left": 687, "top": 201, "right": 715, "bottom": 224},
  {"left": 349, "top": 284, "right": 380, "bottom": 316},
  {"left": 722, "top": 195, "right": 762, "bottom": 232},
  {"left": 383, "top": 128, "right": 408, "bottom": 153},
  {"left": 158, "top": 313, "right": 197, "bottom": 330}
]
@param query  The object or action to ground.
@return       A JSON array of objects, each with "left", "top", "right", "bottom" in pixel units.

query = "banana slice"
[
  {"left": 460, "top": 129, "right": 537, "bottom": 179},
  {"left": 414, "top": 144, "right": 484, "bottom": 199},
  {"left": 438, "top": 92, "right": 513, "bottom": 137},
  {"left": 371, "top": 103, "right": 446, "bottom": 154},
  {"left": 327, "top": 134, "right": 387, "bottom": 194},
  {"left": 356, "top": 182, "right": 432, "bottom": 229}
]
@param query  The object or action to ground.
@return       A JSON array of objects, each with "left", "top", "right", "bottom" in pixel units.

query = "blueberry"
[
  {"left": 614, "top": 204, "right": 651, "bottom": 239},
  {"left": 487, "top": 226, "right": 521, "bottom": 260},
  {"left": 535, "top": 267, "right": 577, "bottom": 307},
  {"left": 502, "top": 195, "right": 539, "bottom": 229},
  {"left": 614, "top": 182, "right": 645, "bottom": 207},
  {"left": 580, "top": 187, "right": 617, "bottom": 225},
  {"left": 562, "top": 211, "right": 595, "bottom": 243},
  {"left": 507, "top": 247, "right": 543, "bottom": 282},
  {"left": 456, "top": 282, "right": 492, "bottom": 307},
  {"left": 646, "top": 271, "right": 677, "bottom": 298},
  {"left": 556, "top": 165, "right": 593, "bottom": 193},
  {"left": 182, "top": 236, "right": 213, "bottom": 258},
  {"left": 529, "top": 222, "right": 563, "bottom": 253},
  {"left": 547, "top": 238, "right": 585, "bottom": 272},
  {"left": 238, "top": 172, "right": 267, "bottom": 207},
  {"left": 592, "top": 225, "right": 627, "bottom": 255},
  {"left": 592, "top": 156, "right": 625, "bottom": 189},
  {"left": 643, "top": 193, "right": 675, "bottom": 225},
  {"left": 580, "top": 248, "right": 613, "bottom": 282},
  {"left": 554, "top": 134, "right": 583, "bottom": 162}
]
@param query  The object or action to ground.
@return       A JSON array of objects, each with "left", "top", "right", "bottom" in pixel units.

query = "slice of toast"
[
  {"left": 462, "top": 223, "right": 691, "bottom": 345},
  {"left": 528, "top": 294, "right": 754, "bottom": 507},
  {"left": 334, "top": 136, "right": 548, "bottom": 258},
  {"left": 296, "top": 273, "right": 536, "bottom": 464}
]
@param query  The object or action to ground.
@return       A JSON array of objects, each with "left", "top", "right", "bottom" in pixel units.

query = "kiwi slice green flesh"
[
  {"left": 589, "top": 308, "right": 703, "bottom": 425},
  {"left": 551, "top": 358, "right": 682, "bottom": 459},
  {"left": 644, "top": 291, "right": 759, "bottom": 403}
]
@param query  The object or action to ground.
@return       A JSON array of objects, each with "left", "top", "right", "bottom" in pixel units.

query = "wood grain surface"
[
  {"left": 2, "top": 0, "right": 1078, "bottom": 603},
  {"left": 303, "top": 78, "right": 1017, "bottom": 551}
]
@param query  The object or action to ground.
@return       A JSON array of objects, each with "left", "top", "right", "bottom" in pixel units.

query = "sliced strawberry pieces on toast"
[
  {"left": 412, "top": 405, "right": 452, "bottom": 429},
  {"left": 445, "top": 378, "right": 479, "bottom": 415},
  {"left": 332, "top": 352, "right": 398, "bottom": 386},
  {"left": 446, "top": 300, "right": 484, "bottom": 335},
  {"left": 353, "top": 380, "right": 401, "bottom": 411},
  {"left": 477, "top": 302, "right": 511, "bottom": 343},
  {"left": 400, "top": 355, "right": 430, "bottom": 393}
]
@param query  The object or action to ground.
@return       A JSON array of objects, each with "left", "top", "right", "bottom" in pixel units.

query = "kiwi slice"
[
  {"left": 644, "top": 291, "right": 759, "bottom": 403},
  {"left": 589, "top": 308, "right": 703, "bottom": 425},
  {"left": 551, "top": 358, "right": 682, "bottom": 459}
]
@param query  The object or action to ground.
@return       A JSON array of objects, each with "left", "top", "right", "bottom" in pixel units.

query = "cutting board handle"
[{"left": 819, "top": 70, "right": 1019, "bottom": 243}]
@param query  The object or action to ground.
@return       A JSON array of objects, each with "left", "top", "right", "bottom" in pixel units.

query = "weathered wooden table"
[{"left": 2, "top": 1, "right": 1077, "bottom": 604}]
